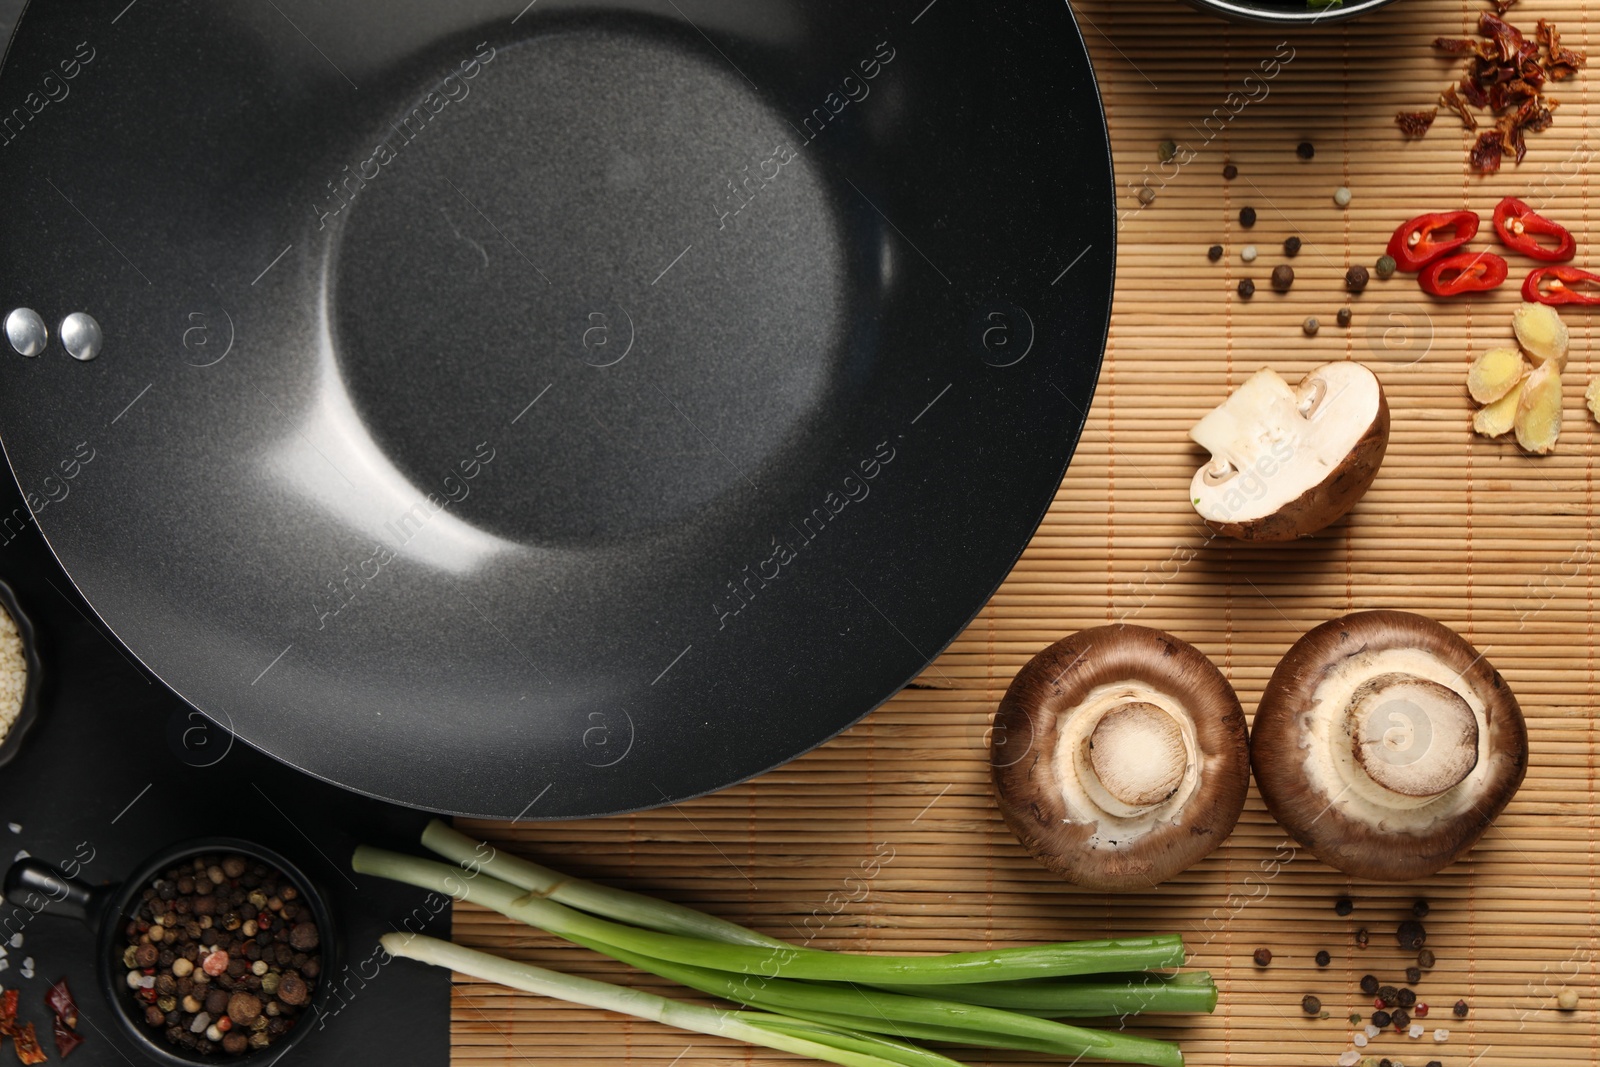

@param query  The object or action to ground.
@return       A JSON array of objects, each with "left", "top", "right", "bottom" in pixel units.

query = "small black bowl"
[
  {"left": 5, "top": 837, "right": 338, "bottom": 1066},
  {"left": 1181, "top": 0, "right": 1398, "bottom": 23},
  {"left": 0, "top": 579, "right": 43, "bottom": 769}
]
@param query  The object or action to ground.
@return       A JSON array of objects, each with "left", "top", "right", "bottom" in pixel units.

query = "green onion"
[
  {"left": 880, "top": 972, "right": 1218, "bottom": 1016},
  {"left": 353, "top": 846, "right": 1185, "bottom": 984},
  {"left": 378, "top": 933, "right": 958, "bottom": 1067}
]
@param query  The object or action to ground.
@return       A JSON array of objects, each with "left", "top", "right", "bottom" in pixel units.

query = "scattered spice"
[
  {"left": 1392, "top": 1008, "right": 1411, "bottom": 1030},
  {"left": 1406, "top": 966, "right": 1423, "bottom": 985},
  {"left": 1297, "top": 141, "right": 1316, "bottom": 160},
  {"left": 1454, "top": 999, "right": 1469, "bottom": 1018},
  {"left": 1284, "top": 236, "right": 1302, "bottom": 257},
  {"left": 1242, "top": 245, "right": 1259, "bottom": 264},
  {"left": 1416, "top": 1002, "right": 1430, "bottom": 1017},
  {"left": 1240, "top": 206, "right": 1257, "bottom": 228},
  {"left": 1334, "top": 187, "right": 1352, "bottom": 208},
  {"left": 1337, "top": 307, "right": 1353, "bottom": 328},
  {"left": 1316, "top": 950, "right": 1332, "bottom": 967},
  {"left": 1378, "top": 985, "right": 1400, "bottom": 1008},
  {"left": 1418, "top": 948, "right": 1437, "bottom": 968},
  {"left": 1360, "top": 975, "right": 1381, "bottom": 996},
  {"left": 1375, "top": 254, "right": 1398, "bottom": 279},
  {"left": 1137, "top": 185, "right": 1156, "bottom": 206},
  {"left": 1349, "top": 1013, "right": 1364, "bottom": 1025},
  {"left": 1302, "top": 994, "right": 1322, "bottom": 1015},
  {"left": 1396, "top": 108, "right": 1438, "bottom": 137},
  {"left": 1272, "top": 265, "right": 1295, "bottom": 292},
  {"left": 1372, "top": 1009, "right": 1393, "bottom": 1028},
  {"left": 1208, "top": 244, "right": 1224, "bottom": 262},
  {"left": 1223, "top": 163, "right": 1238, "bottom": 180},
  {"left": 1336, "top": 898, "right": 1355, "bottom": 916},
  {"left": 1238, "top": 279, "right": 1256, "bottom": 299},
  {"left": 1303, "top": 317, "right": 1320, "bottom": 336},
  {"left": 1158, "top": 139, "right": 1178, "bottom": 163},
  {"left": 1346, "top": 266, "right": 1370, "bottom": 293},
  {"left": 1253, "top": 947, "right": 1273, "bottom": 967},
  {"left": 1558, "top": 987, "right": 1580, "bottom": 1011},
  {"left": 1396, "top": 920, "right": 1428, "bottom": 950},
  {"left": 14, "top": 1022, "right": 45, "bottom": 1066},
  {"left": 1412, "top": 900, "right": 1430, "bottom": 919}
]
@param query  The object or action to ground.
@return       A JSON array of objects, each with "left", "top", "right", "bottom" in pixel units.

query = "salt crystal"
[
  {"left": 1434, "top": 1029, "right": 1450, "bottom": 1042},
  {"left": 135, "top": 973, "right": 151, "bottom": 989},
  {"left": 1409, "top": 1023, "right": 1424, "bottom": 1038},
  {"left": 7, "top": 824, "right": 20, "bottom": 834},
  {"left": 1338, "top": 1051, "right": 1361, "bottom": 1067},
  {"left": 0, "top": 960, "right": 12, "bottom": 973},
  {"left": 1353, "top": 1033, "right": 1368, "bottom": 1048},
  {"left": 9, "top": 934, "right": 21, "bottom": 948},
  {"left": 19, "top": 971, "right": 31, "bottom": 981},
  {"left": 23, "top": 958, "right": 33, "bottom": 971},
  {"left": 189, "top": 1012, "right": 210, "bottom": 1034},
  {"left": 11, "top": 850, "right": 25, "bottom": 862},
  {"left": 1364, "top": 1024, "right": 1379, "bottom": 1037}
]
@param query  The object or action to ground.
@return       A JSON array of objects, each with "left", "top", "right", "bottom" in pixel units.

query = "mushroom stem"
[
  {"left": 1344, "top": 673, "right": 1480, "bottom": 799},
  {"left": 1085, "top": 703, "right": 1188, "bottom": 810}
]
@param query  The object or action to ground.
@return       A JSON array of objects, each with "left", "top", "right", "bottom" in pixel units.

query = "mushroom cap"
[
  {"left": 1190, "top": 361, "right": 1390, "bottom": 542},
  {"left": 1251, "top": 610, "right": 1528, "bottom": 882},
  {"left": 990, "top": 625, "right": 1251, "bottom": 891}
]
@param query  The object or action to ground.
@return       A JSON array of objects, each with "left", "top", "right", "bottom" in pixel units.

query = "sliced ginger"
[
  {"left": 1473, "top": 378, "right": 1525, "bottom": 437},
  {"left": 1467, "top": 347, "right": 1527, "bottom": 404},
  {"left": 1513, "top": 301, "right": 1570, "bottom": 370},
  {"left": 1514, "top": 361, "right": 1563, "bottom": 455},
  {"left": 1588, "top": 377, "right": 1600, "bottom": 424}
]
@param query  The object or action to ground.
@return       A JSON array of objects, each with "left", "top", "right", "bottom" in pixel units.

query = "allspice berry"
[
  {"left": 1346, "top": 265, "right": 1371, "bottom": 293},
  {"left": 1272, "top": 265, "right": 1295, "bottom": 292}
]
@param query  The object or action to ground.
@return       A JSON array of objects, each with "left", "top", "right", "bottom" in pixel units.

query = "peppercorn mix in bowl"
[{"left": 114, "top": 847, "right": 330, "bottom": 1062}]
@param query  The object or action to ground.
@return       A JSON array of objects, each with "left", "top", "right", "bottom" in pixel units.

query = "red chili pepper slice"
[
  {"left": 45, "top": 978, "right": 77, "bottom": 1029},
  {"left": 52, "top": 1014, "right": 84, "bottom": 1059},
  {"left": 1493, "top": 197, "right": 1576, "bottom": 262},
  {"left": 1419, "top": 250, "right": 1508, "bottom": 297},
  {"left": 1523, "top": 265, "right": 1600, "bottom": 305},
  {"left": 1386, "top": 210, "right": 1481, "bottom": 271},
  {"left": 0, "top": 989, "right": 18, "bottom": 1038}
]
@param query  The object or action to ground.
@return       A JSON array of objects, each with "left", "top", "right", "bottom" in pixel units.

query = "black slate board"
[{"left": 0, "top": 453, "right": 452, "bottom": 1061}]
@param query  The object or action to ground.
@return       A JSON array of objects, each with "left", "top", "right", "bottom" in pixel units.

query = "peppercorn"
[
  {"left": 1241, "top": 244, "right": 1258, "bottom": 263},
  {"left": 1337, "top": 307, "right": 1352, "bottom": 328},
  {"left": 1392, "top": 1008, "right": 1411, "bottom": 1029},
  {"left": 1296, "top": 141, "right": 1315, "bottom": 160},
  {"left": 135, "top": 942, "right": 159, "bottom": 968},
  {"left": 1558, "top": 988, "right": 1580, "bottom": 1011},
  {"left": 1372, "top": 1010, "right": 1392, "bottom": 1028},
  {"left": 1412, "top": 900, "right": 1430, "bottom": 918},
  {"left": 1316, "top": 950, "right": 1331, "bottom": 967},
  {"left": 1375, "top": 254, "right": 1397, "bottom": 279},
  {"left": 1336, "top": 898, "right": 1355, "bottom": 916},
  {"left": 1158, "top": 139, "right": 1178, "bottom": 163},
  {"left": 1405, "top": 966, "right": 1422, "bottom": 986},
  {"left": 1223, "top": 163, "right": 1238, "bottom": 180},
  {"left": 1346, "top": 265, "right": 1370, "bottom": 293},
  {"left": 1379, "top": 1060, "right": 1394, "bottom": 1067},
  {"left": 1361, "top": 975, "right": 1380, "bottom": 996},
  {"left": 1418, "top": 949, "right": 1437, "bottom": 969},
  {"left": 144, "top": 1004, "right": 165, "bottom": 1027},
  {"left": 1426, "top": 1061, "right": 1443, "bottom": 1067},
  {"left": 1238, "top": 279, "right": 1255, "bottom": 299},
  {"left": 1302, "top": 994, "right": 1322, "bottom": 1015},
  {"left": 1454, "top": 999, "right": 1469, "bottom": 1018},
  {"left": 1303, "top": 317, "right": 1320, "bottom": 336},
  {"left": 1284, "top": 236, "right": 1302, "bottom": 257},
  {"left": 1137, "top": 185, "right": 1156, "bottom": 206},
  {"left": 1397, "top": 920, "right": 1427, "bottom": 950},
  {"left": 1272, "top": 265, "right": 1295, "bottom": 292},
  {"left": 1416, "top": 1002, "right": 1429, "bottom": 1017},
  {"left": 1208, "top": 244, "right": 1224, "bottom": 262},
  {"left": 289, "top": 922, "right": 320, "bottom": 952},
  {"left": 1240, "top": 206, "right": 1257, "bottom": 228},
  {"left": 1253, "top": 947, "right": 1272, "bottom": 966},
  {"left": 1378, "top": 986, "right": 1400, "bottom": 1007},
  {"left": 278, "top": 972, "right": 310, "bottom": 1007},
  {"left": 1355, "top": 927, "right": 1370, "bottom": 948}
]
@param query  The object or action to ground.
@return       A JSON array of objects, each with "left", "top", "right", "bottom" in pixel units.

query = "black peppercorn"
[
  {"left": 1413, "top": 900, "right": 1430, "bottom": 918},
  {"left": 1372, "top": 1010, "right": 1392, "bottom": 1028},
  {"left": 1223, "top": 163, "right": 1238, "bottom": 180},
  {"left": 1454, "top": 999, "right": 1469, "bottom": 1017},
  {"left": 1346, "top": 265, "right": 1370, "bottom": 293},
  {"left": 1360, "top": 975, "right": 1380, "bottom": 996},
  {"left": 1418, "top": 948, "right": 1437, "bottom": 969},
  {"left": 1296, "top": 140, "right": 1315, "bottom": 160},
  {"left": 1337, "top": 307, "right": 1352, "bottom": 328},
  {"left": 1397, "top": 987, "right": 1417, "bottom": 1009},
  {"left": 1397, "top": 919, "right": 1427, "bottom": 950},
  {"left": 1253, "top": 947, "right": 1272, "bottom": 966},
  {"left": 1379, "top": 1060, "right": 1394, "bottom": 1067},
  {"left": 1405, "top": 966, "right": 1422, "bottom": 986},
  {"left": 1302, "top": 994, "right": 1322, "bottom": 1015},
  {"left": 1240, "top": 206, "right": 1257, "bottom": 228},
  {"left": 1336, "top": 898, "right": 1355, "bottom": 916},
  {"left": 1238, "top": 279, "right": 1256, "bottom": 299},
  {"left": 1272, "top": 264, "right": 1295, "bottom": 292},
  {"left": 1392, "top": 1008, "right": 1411, "bottom": 1029},
  {"left": 1316, "top": 950, "right": 1331, "bottom": 967},
  {"left": 1208, "top": 244, "right": 1224, "bottom": 262},
  {"left": 1284, "top": 236, "right": 1302, "bottom": 257},
  {"left": 1355, "top": 927, "right": 1370, "bottom": 948},
  {"left": 1378, "top": 985, "right": 1400, "bottom": 1007}
]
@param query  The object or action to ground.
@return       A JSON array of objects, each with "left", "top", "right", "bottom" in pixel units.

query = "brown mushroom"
[
  {"left": 990, "top": 625, "right": 1251, "bottom": 891},
  {"left": 1189, "top": 361, "right": 1389, "bottom": 541},
  {"left": 1251, "top": 611, "right": 1528, "bottom": 882}
]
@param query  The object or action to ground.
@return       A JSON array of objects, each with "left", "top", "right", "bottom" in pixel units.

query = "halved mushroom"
[
  {"left": 1189, "top": 361, "right": 1389, "bottom": 542},
  {"left": 990, "top": 625, "right": 1250, "bottom": 891},
  {"left": 1251, "top": 610, "right": 1527, "bottom": 882}
]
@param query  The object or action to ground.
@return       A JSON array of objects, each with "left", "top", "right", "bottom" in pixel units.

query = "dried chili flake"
[
  {"left": 1470, "top": 129, "right": 1505, "bottom": 174},
  {"left": 1396, "top": 109, "right": 1438, "bottom": 138},
  {"left": 0, "top": 989, "right": 18, "bottom": 1039},
  {"left": 45, "top": 979, "right": 77, "bottom": 1030},
  {"left": 1440, "top": 84, "right": 1478, "bottom": 129},
  {"left": 1435, "top": 36, "right": 1486, "bottom": 55},
  {"left": 52, "top": 1014, "right": 82, "bottom": 1060},
  {"left": 1539, "top": 20, "right": 1586, "bottom": 80},
  {"left": 1461, "top": 77, "right": 1489, "bottom": 108},
  {"left": 13, "top": 1022, "right": 45, "bottom": 1065},
  {"left": 1481, "top": 13, "right": 1526, "bottom": 63},
  {"left": 1495, "top": 0, "right": 1518, "bottom": 12}
]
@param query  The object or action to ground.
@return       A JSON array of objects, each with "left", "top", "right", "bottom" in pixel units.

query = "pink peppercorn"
[
  {"left": 1416, "top": 1003, "right": 1429, "bottom": 1017},
  {"left": 202, "top": 950, "right": 229, "bottom": 977}
]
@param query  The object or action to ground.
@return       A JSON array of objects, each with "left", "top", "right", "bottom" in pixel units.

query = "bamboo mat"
[{"left": 449, "top": 2, "right": 1600, "bottom": 1064}]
